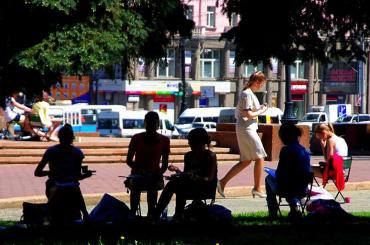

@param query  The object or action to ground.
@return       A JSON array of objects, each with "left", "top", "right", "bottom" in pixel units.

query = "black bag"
[
  {"left": 22, "top": 202, "right": 49, "bottom": 225},
  {"left": 89, "top": 193, "right": 131, "bottom": 224}
]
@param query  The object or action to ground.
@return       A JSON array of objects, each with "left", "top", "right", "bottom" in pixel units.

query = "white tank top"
[{"left": 331, "top": 135, "right": 348, "bottom": 157}]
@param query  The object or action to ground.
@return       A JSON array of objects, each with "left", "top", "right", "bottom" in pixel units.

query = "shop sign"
[
  {"left": 291, "top": 81, "right": 308, "bottom": 94},
  {"left": 322, "top": 61, "right": 359, "bottom": 94},
  {"left": 189, "top": 81, "right": 232, "bottom": 93},
  {"left": 96, "top": 79, "right": 124, "bottom": 92},
  {"left": 125, "top": 80, "right": 179, "bottom": 94},
  {"left": 128, "top": 95, "right": 140, "bottom": 102},
  {"left": 153, "top": 95, "right": 175, "bottom": 103},
  {"left": 200, "top": 86, "right": 215, "bottom": 98}
]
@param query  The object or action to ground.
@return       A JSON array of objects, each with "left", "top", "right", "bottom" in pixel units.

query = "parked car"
[{"left": 335, "top": 114, "right": 370, "bottom": 123}]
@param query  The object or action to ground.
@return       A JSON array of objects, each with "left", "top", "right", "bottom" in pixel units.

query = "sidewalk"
[
  {"left": 0, "top": 153, "right": 369, "bottom": 220},
  {"left": 0, "top": 189, "right": 369, "bottom": 221}
]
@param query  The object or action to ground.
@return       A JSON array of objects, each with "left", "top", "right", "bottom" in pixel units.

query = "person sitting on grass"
[
  {"left": 265, "top": 123, "right": 311, "bottom": 220},
  {"left": 154, "top": 128, "right": 218, "bottom": 221},
  {"left": 34, "top": 124, "right": 92, "bottom": 223}
]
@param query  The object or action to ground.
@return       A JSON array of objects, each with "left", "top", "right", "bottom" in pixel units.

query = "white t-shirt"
[
  {"left": 4, "top": 97, "right": 18, "bottom": 122},
  {"left": 331, "top": 135, "right": 348, "bottom": 157}
]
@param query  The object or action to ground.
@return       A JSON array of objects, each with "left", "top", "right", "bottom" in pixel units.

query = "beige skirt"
[{"left": 236, "top": 123, "right": 267, "bottom": 161}]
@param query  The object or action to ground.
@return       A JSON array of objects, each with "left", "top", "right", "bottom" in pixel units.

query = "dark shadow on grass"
[{"left": 2, "top": 214, "right": 370, "bottom": 244}]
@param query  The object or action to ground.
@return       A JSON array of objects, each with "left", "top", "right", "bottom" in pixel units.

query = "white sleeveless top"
[
  {"left": 4, "top": 97, "right": 18, "bottom": 122},
  {"left": 331, "top": 135, "right": 348, "bottom": 157}
]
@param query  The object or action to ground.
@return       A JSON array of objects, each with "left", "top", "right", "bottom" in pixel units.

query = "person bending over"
[{"left": 154, "top": 128, "right": 217, "bottom": 221}]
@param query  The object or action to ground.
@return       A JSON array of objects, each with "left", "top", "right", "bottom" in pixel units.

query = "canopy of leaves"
[
  {"left": 0, "top": 0, "right": 193, "bottom": 94},
  {"left": 218, "top": 0, "right": 370, "bottom": 65}
]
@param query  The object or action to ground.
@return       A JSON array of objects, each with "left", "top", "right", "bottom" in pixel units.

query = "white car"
[{"left": 336, "top": 114, "right": 370, "bottom": 123}]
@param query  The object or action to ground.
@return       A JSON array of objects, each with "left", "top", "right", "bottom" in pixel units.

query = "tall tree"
[
  {"left": 0, "top": 0, "right": 193, "bottom": 96},
  {"left": 218, "top": 0, "right": 370, "bottom": 121}
]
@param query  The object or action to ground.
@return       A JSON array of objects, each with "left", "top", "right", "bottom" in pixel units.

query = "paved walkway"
[
  {"left": 0, "top": 136, "right": 370, "bottom": 220},
  {"left": 0, "top": 189, "right": 369, "bottom": 221},
  {"left": 0, "top": 155, "right": 369, "bottom": 200}
]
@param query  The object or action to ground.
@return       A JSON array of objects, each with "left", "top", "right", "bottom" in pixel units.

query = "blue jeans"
[{"left": 265, "top": 175, "right": 301, "bottom": 217}]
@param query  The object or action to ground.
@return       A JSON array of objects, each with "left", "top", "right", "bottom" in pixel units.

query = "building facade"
[{"left": 89, "top": 0, "right": 368, "bottom": 122}]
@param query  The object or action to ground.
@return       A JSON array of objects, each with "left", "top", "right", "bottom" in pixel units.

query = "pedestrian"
[
  {"left": 265, "top": 123, "right": 311, "bottom": 219},
  {"left": 154, "top": 128, "right": 217, "bottom": 221},
  {"left": 126, "top": 111, "right": 170, "bottom": 217},
  {"left": 217, "top": 71, "right": 268, "bottom": 198}
]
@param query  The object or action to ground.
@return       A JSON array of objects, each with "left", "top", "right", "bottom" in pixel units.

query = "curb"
[{"left": 1, "top": 181, "right": 370, "bottom": 209}]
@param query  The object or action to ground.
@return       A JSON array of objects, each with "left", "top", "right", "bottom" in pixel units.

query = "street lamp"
[
  {"left": 281, "top": 64, "right": 298, "bottom": 124},
  {"left": 179, "top": 38, "right": 188, "bottom": 115}
]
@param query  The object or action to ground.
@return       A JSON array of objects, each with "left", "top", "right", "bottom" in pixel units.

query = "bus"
[
  {"left": 97, "top": 109, "right": 179, "bottom": 138},
  {"left": 48, "top": 104, "right": 126, "bottom": 133}
]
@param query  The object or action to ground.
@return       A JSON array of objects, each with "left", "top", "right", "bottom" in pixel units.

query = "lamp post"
[
  {"left": 179, "top": 38, "right": 188, "bottom": 115},
  {"left": 281, "top": 64, "right": 298, "bottom": 124}
]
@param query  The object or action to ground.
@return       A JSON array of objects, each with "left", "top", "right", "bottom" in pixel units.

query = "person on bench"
[
  {"left": 265, "top": 123, "right": 311, "bottom": 219},
  {"left": 154, "top": 128, "right": 217, "bottom": 221},
  {"left": 1, "top": 90, "right": 32, "bottom": 138},
  {"left": 30, "top": 91, "right": 60, "bottom": 141},
  {"left": 34, "top": 124, "right": 92, "bottom": 223},
  {"left": 126, "top": 111, "right": 170, "bottom": 217}
]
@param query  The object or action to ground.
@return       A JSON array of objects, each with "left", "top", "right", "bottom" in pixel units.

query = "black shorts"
[{"left": 10, "top": 114, "right": 21, "bottom": 123}]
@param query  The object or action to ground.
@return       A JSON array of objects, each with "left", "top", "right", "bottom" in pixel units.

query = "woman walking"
[{"left": 217, "top": 71, "right": 268, "bottom": 198}]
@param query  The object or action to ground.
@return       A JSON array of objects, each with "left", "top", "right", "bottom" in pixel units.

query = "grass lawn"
[{"left": 1, "top": 212, "right": 370, "bottom": 244}]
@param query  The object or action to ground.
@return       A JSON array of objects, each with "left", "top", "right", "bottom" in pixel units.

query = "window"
[
  {"left": 56, "top": 92, "right": 61, "bottom": 98},
  {"left": 194, "top": 117, "right": 201, "bottom": 122},
  {"left": 71, "top": 82, "right": 77, "bottom": 89},
  {"left": 165, "top": 120, "right": 174, "bottom": 130},
  {"left": 290, "top": 60, "right": 305, "bottom": 79},
  {"left": 244, "top": 63, "right": 263, "bottom": 77},
  {"left": 360, "top": 115, "right": 370, "bottom": 122},
  {"left": 63, "top": 83, "right": 69, "bottom": 89},
  {"left": 200, "top": 49, "right": 220, "bottom": 78},
  {"left": 207, "top": 6, "right": 216, "bottom": 27},
  {"left": 122, "top": 119, "right": 145, "bottom": 129},
  {"left": 186, "top": 5, "right": 193, "bottom": 20},
  {"left": 156, "top": 49, "right": 176, "bottom": 77},
  {"left": 231, "top": 14, "right": 238, "bottom": 26},
  {"left": 80, "top": 82, "right": 85, "bottom": 90}
]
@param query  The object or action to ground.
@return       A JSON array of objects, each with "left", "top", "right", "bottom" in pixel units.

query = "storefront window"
[
  {"left": 200, "top": 49, "right": 220, "bottom": 78},
  {"left": 156, "top": 49, "right": 175, "bottom": 77}
]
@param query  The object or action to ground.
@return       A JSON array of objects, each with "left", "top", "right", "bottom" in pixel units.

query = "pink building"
[{"left": 183, "top": 0, "right": 236, "bottom": 37}]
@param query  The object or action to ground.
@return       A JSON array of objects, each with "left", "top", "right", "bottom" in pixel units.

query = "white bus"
[
  {"left": 48, "top": 104, "right": 126, "bottom": 133},
  {"left": 97, "top": 110, "right": 179, "bottom": 138}
]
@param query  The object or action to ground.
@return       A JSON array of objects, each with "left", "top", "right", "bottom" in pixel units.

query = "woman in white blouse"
[{"left": 217, "top": 71, "right": 268, "bottom": 198}]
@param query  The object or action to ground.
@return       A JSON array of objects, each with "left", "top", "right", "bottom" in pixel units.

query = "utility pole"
[
  {"left": 179, "top": 38, "right": 187, "bottom": 115},
  {"left": 281, "top": 64, "right": 298, "bottom": 124}
]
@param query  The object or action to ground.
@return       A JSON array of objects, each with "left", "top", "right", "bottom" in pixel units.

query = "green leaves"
[
  {"left": 1, "top": 0, "right": 193, "bottom": 92},
  {"left": 220, "top": 0, "right": 370, "bottom": 65}
]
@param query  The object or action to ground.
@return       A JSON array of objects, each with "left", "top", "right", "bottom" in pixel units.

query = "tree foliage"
[
  {"left": 0, "top": 0, "right": 193, "bottom": 94},
  {"left": 218, "top": 0, "right": 370, "bottom": 65}
]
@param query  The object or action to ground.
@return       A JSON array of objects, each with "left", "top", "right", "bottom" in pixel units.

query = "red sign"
[
  {"left": 153, "top": 95, "right": 175, "bottom": 103},
  {"left": 291, "top": 81, "right": 308, "bottom": 94}
]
